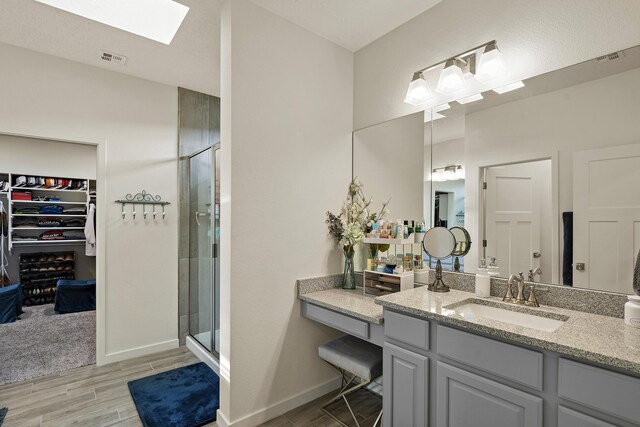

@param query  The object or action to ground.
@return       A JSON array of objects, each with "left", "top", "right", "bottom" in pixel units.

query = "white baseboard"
[
  {"left": 186, "top": 336, "right": 220, "bottom": 377},
  {"left": 219, "top": 376, "right": 341, "bottom": 427},
  {"left": 101, "top": 339, "right": 179, "bottom": 365}
]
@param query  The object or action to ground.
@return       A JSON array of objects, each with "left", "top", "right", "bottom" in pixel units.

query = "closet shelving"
[{"left": 5, "top": 173, "right": 91, "bottom": 251}]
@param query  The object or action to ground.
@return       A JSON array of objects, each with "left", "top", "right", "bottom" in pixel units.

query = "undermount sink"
[{"left": 448, "top": 300, "right": 568, "bottom": 332}]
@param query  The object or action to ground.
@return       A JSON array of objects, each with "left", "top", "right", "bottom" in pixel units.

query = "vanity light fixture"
[
  {"left": 404, "top": 72, "right": 432, "bottom": 106},
  {"left": 493, "top": 80, "right": 525, "bottom": 94},
  {"left": 432, "top": 165, "right": 464, "bottom": 182},
  {"left": 404, "top": 40, "right": 512, "bottom": 106},
  {"left": 457, "top": 93, "right": 484, "bottom": 104},
  {"left": 436, "top": 59, "right": 467, "bottom": 94},
  {"left": 476, "top": 41, "right": 507, "bottom": 82}
]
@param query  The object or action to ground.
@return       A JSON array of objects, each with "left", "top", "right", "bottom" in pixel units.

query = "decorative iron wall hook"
[{"left": 115, "top": 190, "right": 170, "bottom": 221}]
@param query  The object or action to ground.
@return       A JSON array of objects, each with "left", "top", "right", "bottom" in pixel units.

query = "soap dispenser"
[{"left": 475, "top": 259, "right": 491, "bottom": 297}]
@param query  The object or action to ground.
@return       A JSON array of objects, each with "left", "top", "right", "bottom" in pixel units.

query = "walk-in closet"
[{"left": 0, "top": 134, "right": 97, "bottom": 385}]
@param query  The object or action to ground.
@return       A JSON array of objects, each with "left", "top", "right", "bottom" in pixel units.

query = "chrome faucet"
[
  {"left": 528, "top": 268, "right": 542, "bottom": 282},
  {"left": 503, "top": 273, "right": 548, "bottom": 307},
  {"left": 503, "top": 272, "right": 524, "bottom": 303}
]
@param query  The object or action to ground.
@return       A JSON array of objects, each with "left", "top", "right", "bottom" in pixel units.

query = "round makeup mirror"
[
  {"left": 450, "top": 227, "right": 472, "bottom": 272},
  {"left": 422, "top": 227, "right": 456, "bottom": 292},
  {"left": 450, "top": 227, "right": 472, "bottom": 256}
]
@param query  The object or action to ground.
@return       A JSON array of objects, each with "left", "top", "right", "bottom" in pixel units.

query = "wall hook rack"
[{"left": 115, "top": 190, "right": 170, "bottom": 221}]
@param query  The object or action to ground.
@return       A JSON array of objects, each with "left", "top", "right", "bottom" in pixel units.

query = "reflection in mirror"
[
  {"left": 482, "top": 160, "right": 552, "bottom": 283},
  {"left": 353, "top": 43, "right": 640, "bottom": 294},
  {"left": 422, "top": 226, "right": 455, "bottom": 292},
  {"left": 429, "top": 43, "right": 640, "bottom": 294}
]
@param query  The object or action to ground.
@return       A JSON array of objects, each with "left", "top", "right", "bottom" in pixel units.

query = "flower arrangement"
[{"left": 326, "top": 179, "right": 389, "bottom": 288}]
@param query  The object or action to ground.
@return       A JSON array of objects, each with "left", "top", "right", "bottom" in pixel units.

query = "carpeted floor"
[{"left": 0, "top": 304, "right": 95, "bottom": 385}]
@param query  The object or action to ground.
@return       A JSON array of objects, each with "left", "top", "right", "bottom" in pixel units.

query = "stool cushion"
[{"left": 319, "top": 335, "right": 383, "bottom": 381}]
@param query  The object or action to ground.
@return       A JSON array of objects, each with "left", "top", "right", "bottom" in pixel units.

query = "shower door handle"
[{"left": 195, "top": 211, "right": 209, "bottom": 226}]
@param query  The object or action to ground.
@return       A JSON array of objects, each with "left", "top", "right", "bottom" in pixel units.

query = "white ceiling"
[
  {"left": 0, "top": 0, "right": 442, "bottom": 95},
  {"left": 0, "top": 0, "right": 221, "bottom": 96},
  {"left": 250, "top": 0, "right": 442, "bottom": 52}
]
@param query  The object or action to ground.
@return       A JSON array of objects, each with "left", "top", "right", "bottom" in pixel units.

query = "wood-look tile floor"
[
  {"left": 0, "top": 346, "right": 200, "bottom": 427},
  {"left": 0, "top": 346, "right": 381, "bottom": 427}
]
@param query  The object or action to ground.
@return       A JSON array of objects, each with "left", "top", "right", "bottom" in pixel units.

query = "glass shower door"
[{"left": 189, "top": 148, "right": 215, "bottom": 354}]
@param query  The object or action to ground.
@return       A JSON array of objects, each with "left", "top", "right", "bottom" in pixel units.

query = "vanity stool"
[{"left": 318, "top": 335, "right": 383, "bottom": 427}]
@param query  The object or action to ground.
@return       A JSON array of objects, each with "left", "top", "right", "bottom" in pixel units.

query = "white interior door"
[
  {"left": 485, "top": 161, "right": 551, "bottom": 280},
  {"left": 573, "top": 143, "right": 640, "bottom": 293}
]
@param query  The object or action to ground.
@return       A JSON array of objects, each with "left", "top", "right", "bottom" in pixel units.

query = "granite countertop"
[
  {"left": 375, "top": 287, "right": 640, "bottom": 376},
  {"left": 299, "top": 288, "right": 383, "bottom": 324}
]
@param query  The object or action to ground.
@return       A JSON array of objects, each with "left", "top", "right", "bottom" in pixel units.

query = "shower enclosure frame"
[{"left": 185, "top": 143, "right": 220, "bottom": 363}]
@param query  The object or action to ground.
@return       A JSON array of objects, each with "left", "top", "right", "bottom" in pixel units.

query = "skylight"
[{"left": 35, "top": 0, "right": 189, "bottom": 45}]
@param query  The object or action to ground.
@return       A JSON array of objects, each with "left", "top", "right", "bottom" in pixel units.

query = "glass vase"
[{"left": 342, "top": 249, "right": 356, "bottom": 290}]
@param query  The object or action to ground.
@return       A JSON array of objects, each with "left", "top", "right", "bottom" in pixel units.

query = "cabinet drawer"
[
  {"left": 302, "top": 302, "right": 369, "bottom": 339},
  {"left": 437, "top": 325, "right": 543, "bottom": 390},
  {"left": 558, "top": 358, "right": 640, "bottom": 424},
  {"left": 558, "top": 406, "right": 616, "bottom": 427},
  {"left": 385, "top": 310, "right": 429, "bottom": 350},
  {"left": 437, "top": 362, "right": 543, "bottom": 427}
]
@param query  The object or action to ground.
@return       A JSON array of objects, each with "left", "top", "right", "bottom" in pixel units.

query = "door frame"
[
  {"left": 0, "top": 130, "right": 106, "bottom": 364},
  {"left": 469, "top": 150, "right": 559, "bottom": 283}
]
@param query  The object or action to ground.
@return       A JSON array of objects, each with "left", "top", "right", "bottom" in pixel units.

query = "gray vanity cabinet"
[
  {"left": 557, "top": 406, "right": 617, "bottom": 427},
  {"left": 436, "top": 362, "right": 543, "bottom": 427},
  {"left": 382, "top": 308, "right": 640, "bottom": 427},
  {"left": 383, "top": 342, "right": 429, "bottom": 427}
]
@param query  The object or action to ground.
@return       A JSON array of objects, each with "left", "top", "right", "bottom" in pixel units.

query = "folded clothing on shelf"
[
  {"left": 63, "top": 207, "right": 86, "bottom": 215},
  {"left": 14, "top": 206, "right": 40, "bottom": 215},
  {"left": 38, "top": 217, "right": 62, "bottom": 227},
  {"left": 40, "top": 230, "right": 65, "bottom": 240},
  {"left": 63, "top": 230, "right": 85, "bottom": 240},
  {"left": 61, "top": 218, "right": 85, "bottom": 227},
  {"left": 39, "top": 205, "right": 64, "bottom": 215},
  {"left": 11, "top": 191, "right": 32, "bottom": 201},
  {"left": 13, "top": 234, "right": 38, "bottom": 241},
  {"left": 12, "top": 218, "right": 38, "bottom": 227}
]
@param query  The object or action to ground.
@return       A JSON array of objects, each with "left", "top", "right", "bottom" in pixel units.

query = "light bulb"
[
  {"left": 476, "top": 42, "right": 507, "bottom": 82},
  {"left": 404, "top": 72, "right": 432, "bottom": 106},
  {"left": 436, "top": 59, "right": 466, "bottom": 94}
]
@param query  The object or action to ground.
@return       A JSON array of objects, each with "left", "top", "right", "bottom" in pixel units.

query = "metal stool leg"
[{"left": 321, "top": 361, "right": 382, "bottom": 427}]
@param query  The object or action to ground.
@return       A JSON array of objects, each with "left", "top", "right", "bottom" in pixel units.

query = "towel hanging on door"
[{"left": 85, "top": 203, "right": 96, "bottom": 257}]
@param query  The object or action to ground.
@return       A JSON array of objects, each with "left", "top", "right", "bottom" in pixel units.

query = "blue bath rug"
[
  {"left": 0, "top": 407, "right": 7, "bottom": 426},
  {"left": 128, "top": 362, "right": 219, "bottom": 427}
]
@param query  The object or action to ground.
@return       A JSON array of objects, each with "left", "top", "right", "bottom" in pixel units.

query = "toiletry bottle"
[
  {"left": 625, "top": 295, "right": 640, "bottom": 328},
  {"left": 475, "top": 259, "right": 491, "bottom": 297},
  {"left": 403, "top": 220, "right": 409, "bottom": 238}
]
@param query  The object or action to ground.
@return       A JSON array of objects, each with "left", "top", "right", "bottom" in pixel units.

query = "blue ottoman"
[
  {"left": 0, "top": 284, "right": 23, "bottom": 324},
  {"left": 54, "top": 279, "right": 96, "bottom": 314}
]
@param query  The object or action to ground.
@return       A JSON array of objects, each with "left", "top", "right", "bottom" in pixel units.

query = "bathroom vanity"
[{"left": 298, "top": 279, "right": 640, "bottom": 427}]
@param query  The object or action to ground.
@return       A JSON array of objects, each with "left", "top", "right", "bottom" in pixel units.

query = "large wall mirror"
[{"left": 353, "top": 43, "right": 640, "bottom": 294}]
